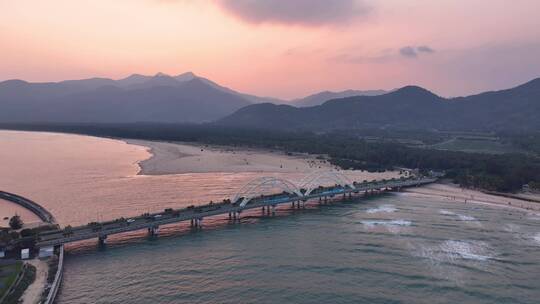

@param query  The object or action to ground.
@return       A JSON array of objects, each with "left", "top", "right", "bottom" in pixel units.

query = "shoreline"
[
  {"left": 124, "top": 138, "right": 337, "bottom": 176},
  {"left": 404, "top": 181, "right": 540, "bottom": 213},
  {"left": 122, "top": 138, "right": 540, "bottom": 213},
  {"left": 3, "top": 128, "right": 537, "bottom": 215},
  {"left": 0, "top": 191, "right": 64, "bottom": 304}
]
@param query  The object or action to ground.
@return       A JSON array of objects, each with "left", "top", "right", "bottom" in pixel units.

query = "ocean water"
[
  {"left": 1, "top": 131, "right": 539, "bottom": 303},
  {"left": 56, "top": 194, "right": 540, "bottom": 304}
]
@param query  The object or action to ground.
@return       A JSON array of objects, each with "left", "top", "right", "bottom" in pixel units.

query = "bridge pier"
[
  {"left": 98, "top": 235, "right": 107, "bottom": 245},
  {"left": 271, "top": 205, "right": 276, "bottom": 215},
  {"left": 148, "top": 226, "right": 159, "bottom": 236}
]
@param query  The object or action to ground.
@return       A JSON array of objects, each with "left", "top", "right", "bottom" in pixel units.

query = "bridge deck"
[{"left": 37, "top": 177, "right": 436, "bottom": 247}]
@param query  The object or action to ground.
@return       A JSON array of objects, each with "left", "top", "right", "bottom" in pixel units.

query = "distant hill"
[
  {"left": 192, "top": 75, "right": 287, "bottom": 104},
  {"left": 0, "top": 72, "right": 251, "bottom": 123},
  {"left": 0, "top": 72, "right": 395, "bottom": 123},
  {"left": 293, "top": 89, "right": 387, "bottom": 107},
  {"left": 218, "top": 78, "right": 540, "bottom": 132}
]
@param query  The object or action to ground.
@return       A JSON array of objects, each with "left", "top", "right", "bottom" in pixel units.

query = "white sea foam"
[
  {"left": 361, "top": 219, "right": 411, "bottom": 233},
  {"left": 533, "top": 233, "right": 540, "bottom": 244},
  {"left": 421, "top": 240, "right": 493, "bottom": 263},
  {"left": 366, "top": 204, "right": 397, "bottom": 214},
  {"left": 527, "top": 214, "right": 540, "bottom": 221},
  {"left": 503, "top": 223, "right": 520, "bottom": 233},
  {"left": 439, "top": 210, "right": 476, "bottom": 221},
  {"left": 361, "top": 219, "right": 411, "bottom": 227},
  {"left": 457, "top": 214, "right": 477, "bottom": 221},
  {"left": 439, "top": 210, "right": 455, "bottom": 215},
  {"left": 439, "top": 240, "right": 493, "bottom": 261}
]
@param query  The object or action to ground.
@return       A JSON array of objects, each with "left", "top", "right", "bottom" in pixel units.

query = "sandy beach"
[
  {"left": 123, "top": 139, "right": 404, "bottom": 183},
  {"left": 405, "top": 181, "right": 540, "bottom": 213},
  {"left": 125, "top": 139, "right": 540, "bottom": 214},
  {"left": 125, "top": 139, "right": 338, "bottom": 175}
]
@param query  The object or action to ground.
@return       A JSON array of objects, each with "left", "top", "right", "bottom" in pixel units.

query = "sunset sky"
[{"left": 1, "top": 0, "right": 539, "bottom": 99}]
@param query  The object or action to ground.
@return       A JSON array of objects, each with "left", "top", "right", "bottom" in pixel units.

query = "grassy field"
[
  {"left": 0, "top": 261, "right": 23, "bottom": 299},
  {"left": 430, "top": 137, "right": 523, "bottom": 154}
]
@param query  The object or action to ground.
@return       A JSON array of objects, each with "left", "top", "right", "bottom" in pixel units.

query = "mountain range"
[
  {"left": 0, "top": 72, "right": 253, "bottom": 123},
  {"left": 2, "top": 73, "right": 539, "bottom": 132},
  {"left": 219, "top": 78, "right": 540, "bottom": 132},
  {"left": 0, "top": 72, "right": 385, "bottom": 123},
  {"left": 292, "top": 89, "right": 387, "bottom": 107}
]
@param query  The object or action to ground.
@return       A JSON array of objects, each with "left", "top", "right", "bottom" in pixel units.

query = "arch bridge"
[{"left": 35, "top": 171, "right": 437, "bottom": 247}]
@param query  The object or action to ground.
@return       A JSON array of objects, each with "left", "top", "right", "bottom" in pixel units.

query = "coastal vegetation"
[
  {"left": 0, "top": 262, "right": 36, "bottom": 304},
  {"left": 8, "top": 215, "right": 23, "bottom": 230},
  {"left": 0, "top": 261, "right": 23, "bottom": 299},
  {"left": 1, "top": 220, "right": 57, "bottom": 258}
]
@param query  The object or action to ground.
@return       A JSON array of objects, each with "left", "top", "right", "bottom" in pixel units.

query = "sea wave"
[
  {"left": 457, "top": 214, "right": 477, "bottom": 221},
  {"left": 366, "top": 204, "right": 397, "bottom": 214},
  {"left": 439, "top": 240, "right": 493, "bottom": 261},
  {"left": 439, "top": 210, "right": 455, "bottom": 215},
  {"left": 527, "top": 214, "right": 540, "bottom": 221},
  {"left": 440, "top": 210, "right": 481, "bottom": 226},
  {"left": 533, "top": 233, "right": 540, "bottom": 245},
  {"left": 420, "top": 240, "right": 494, "bottom": 263},
  {"left": 361, "top": 219, "right": 412, "bottom": 233},
  {"left": 503, "top": 223, "right": 520, "bottom": 233}
]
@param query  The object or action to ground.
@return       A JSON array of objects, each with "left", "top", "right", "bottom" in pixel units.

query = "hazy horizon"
[{"left": 1, "top": 0, "right": 539, "bottom": 99}]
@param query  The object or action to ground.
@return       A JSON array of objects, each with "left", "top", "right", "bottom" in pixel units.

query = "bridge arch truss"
[
  {"left": 299, "top": 170, "right": 355, "bottom": 196},
  {"left": 232, "top": 176, "right": 303, "bottom": 208}
]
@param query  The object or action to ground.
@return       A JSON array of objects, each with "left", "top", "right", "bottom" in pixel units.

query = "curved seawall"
[
  {"left": 0, "top": 190, "right": 64, "bottom": 304},
  {"left": 0, "top": 191, "right": 54, "bottom": 223}
]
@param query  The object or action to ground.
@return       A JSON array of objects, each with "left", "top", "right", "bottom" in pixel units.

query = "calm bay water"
[{"left": 1, "top": 130, "right": 539, "bottom": 303}]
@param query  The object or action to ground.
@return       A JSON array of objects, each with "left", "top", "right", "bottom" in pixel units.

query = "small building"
[
  {"left": 395, "top": 167, "right": 418, "bottom": 177},
  {"left": 21, "top": 248, "right": 30, "bottom": 260},
  {"left": 0, "top": 249, "right": 5, "bottom": 258}
]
